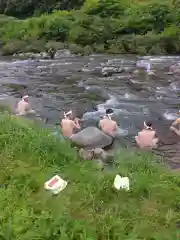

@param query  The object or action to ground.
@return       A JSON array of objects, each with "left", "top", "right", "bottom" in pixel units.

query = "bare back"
[
  {"left": 170, "top": 118, "right": 180, "bottom": 136},
  {"left": 172, "top": 118, "right": 180, "bottom": 129},
  {"left": 16, "top": 100, "right": 30, "bottom": 115},
  {"left": 99, "top": 118, "right": 117, "bottom": 137},
  {"left": 61, "top": 119, "right": 80, "bottom": 137},
  {"left": 136, "top": 129, "right": 156, "bottom": 148}
]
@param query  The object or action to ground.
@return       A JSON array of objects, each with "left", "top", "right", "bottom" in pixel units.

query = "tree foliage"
[
  {"left": 0, "top": 0, "right": 180, "bottom": 55},
  {"left": 0, "top": 0, "right": 85, "bottom": 17}
]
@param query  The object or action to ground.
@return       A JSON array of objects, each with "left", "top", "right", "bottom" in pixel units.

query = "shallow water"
[{"left": 0, "top": 52, "right": 180, "bottom": 166}]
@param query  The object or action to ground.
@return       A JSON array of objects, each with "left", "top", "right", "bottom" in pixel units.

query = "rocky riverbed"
[{"left": 0, "top": 51, "right": 180, "bottom": 168}]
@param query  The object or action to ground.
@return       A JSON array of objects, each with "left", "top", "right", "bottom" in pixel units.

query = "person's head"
[
  {"left": 105, "top": 108, "right": 114, "bottom": 119},
  {"left": 144, "top": 120, "right": 153, "bottom": 130},
  {"left": 22, "top": 95, "right": 28, "bottom": 103},
  {"left": 64, "top": 110, "right": 73, "bottom": 120},
  {"left": 177, "top": 110, "right": 180, "bottom": 116}
]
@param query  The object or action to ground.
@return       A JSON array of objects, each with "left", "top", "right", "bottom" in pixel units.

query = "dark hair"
[
  {"left": 106, "top": 108, "right": 114, "bottom": 115},
  {"left": 145, "top": 121, "right": 152, "bottom": 127}
]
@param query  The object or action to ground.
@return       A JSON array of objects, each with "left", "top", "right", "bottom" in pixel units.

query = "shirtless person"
[
  {"left": 16, "top": 95, "right": 35, "bottom": 116},
  {"left": 170, "top": 110, "right": 180, "bottom": 136},
  {"left": 61, "top": 110, "right": 81, "bottom": 138},
  {"left": 135, "top": 121, "right": 159, "bottom": 149},
  {"left": 99, "top": 109, "right": 118, "bottom": 137}
]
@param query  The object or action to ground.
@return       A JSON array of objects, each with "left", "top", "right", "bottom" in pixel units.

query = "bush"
[
  {"left": 125, "top": 1, "right": 174, "bottom": 34},
  {"left": 45, "top": 41, "right": 65, "bottom": 51},
  {"left": 68, "top": 13, "right": 112, "bottom": 45},
  {"left": 82, "top": 0, "right": 128, "bottom": 17},
  {"left": 0, "top": 0, "right": 179, "bottom": 55},
  {"left": 0, "top": 0, "right": 85, "bottom": 18}
]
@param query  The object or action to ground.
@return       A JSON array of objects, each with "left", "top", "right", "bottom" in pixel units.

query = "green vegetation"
[
  {"left": 0, "top": 0, "right": 84, "bottom": 18},
  {"left": 0, "top": 0, "right": 180, "bottom": 55},
  {"left": 0, "top": 113, "right": 179, "bottom": 239}
]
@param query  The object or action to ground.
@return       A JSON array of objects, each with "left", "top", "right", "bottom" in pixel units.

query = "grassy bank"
[
  {"left": 0, "top": 113, "right": 179, "bottom": 239},
  {"left": 0, "top": 1, "right": 180, "bottom": 56}
]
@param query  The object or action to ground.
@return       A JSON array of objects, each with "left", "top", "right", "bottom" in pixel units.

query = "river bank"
[{"left": 0, "top": 114, "right": 179, "bottom": 238}]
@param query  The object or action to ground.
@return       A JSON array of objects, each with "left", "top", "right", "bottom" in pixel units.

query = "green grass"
[{"left": 0, "top": 114, "right": 179, "bottom": 239}]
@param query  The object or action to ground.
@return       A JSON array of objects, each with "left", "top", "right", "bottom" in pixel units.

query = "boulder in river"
[
  {"left": 93, "top": 148, "right": 112, "bottom": 162},
  {"left": 79, "top": 148, "right": 94, "bottom": 160},
  {"left": 125, "top": 78, "right": 144, "bottom": 91},
  {"left": 170, "top": 63, "right": 180, "bottom": 76},
  {"left": 70, "top": 127, "right": 113, "bottom": 149},
  {"left": 101, "top": 67, "right": 124, "bottom": 77}
]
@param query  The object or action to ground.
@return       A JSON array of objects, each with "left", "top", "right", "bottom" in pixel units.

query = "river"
[{"left": 0, "top": 51, "right": 180, "bottom": 168}]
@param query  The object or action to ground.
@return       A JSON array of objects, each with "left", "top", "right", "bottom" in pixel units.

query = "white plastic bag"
[
  {"left": 44, "top": 175, "right": 67, "bottom": 195},
  {"left": 113, "top": 174, "right": 129, "bottom": 191}
]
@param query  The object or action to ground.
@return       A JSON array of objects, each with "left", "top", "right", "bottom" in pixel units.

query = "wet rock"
[
  {"left": 124, "top": 67, "right": 134, "bottom": 73},
  {"left": 79, "top": 67, "right": 101, "bottom": 76},
  {"left": 93, "top": 148, "right": 114, "bottom": 162},
  {"left": 93, "top": 147, "right": 104, "bottom": 156},
  {"left": 125, "top": 78, "right": 144, "bottom": 91},
  {"left": 133, "top": 69, "right": 140, "bottom": 74},
  {"left": 101, "top": 67, "right": 124, "bottom": 77},
  {"left": 13, "top": 51, "right": 50, "bottom": 59},
  {"left": 84, "top": 87, "right": 109, "bottom": 102},
  {"left": 167, "top": 72, "right": 173, "bottom": 75},
  {"left": 70, "top": 127, "right": 113, "bottom": 149},
  {"left": 170, "top": 63, "right": 180, "bottom": 76},
  {"left": 93, "top": 148, "right": 108, "bottom": 161},
  {"left": 79, "top": 148, "right": 93, "bottom": 160},
  {"left": 147, "top": 71, "right": 155, "bottom": 76},
  {"left": 55, "top": 49, "right": 71, "bottom": 58}
]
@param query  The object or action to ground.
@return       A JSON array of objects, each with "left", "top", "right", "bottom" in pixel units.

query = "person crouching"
[
  {"left": 135, "top": 121, "right": 159, "bottom": 149},
  {"left": 16, "top": 95, "right": 35, "bottom": 116},
  {"left": 99, "top": 108, "right": 118, "bottom": 137},
  {"left": 61, "top": 110, "right": 81, "bottom": 138}
]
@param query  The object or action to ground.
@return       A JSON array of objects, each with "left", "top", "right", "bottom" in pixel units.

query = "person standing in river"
[
  {"left": 16, "top": 95, "right": 36, "bottom": 116},
  {"left": 61, "top": 110, "right": 81, "bottom": 138},
  {"left": 170, "top": 110, "right": 180, "bottom": 136},
  {"left": 135, "top": 120, "right": 159, "bottom": 149},
  {"left": 99, "top": 109, "right": 118, "bottom": 137},
  {"left": 47, "top": 48, "right": 56, "bottom": 59}
]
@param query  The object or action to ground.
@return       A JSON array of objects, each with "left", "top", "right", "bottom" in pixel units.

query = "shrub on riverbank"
[
  {"left": 0, "top": 1, "right": 180, "bottom": 55},
  {"left": 0, "top": 113, "right": 179, "bottom": 238}
]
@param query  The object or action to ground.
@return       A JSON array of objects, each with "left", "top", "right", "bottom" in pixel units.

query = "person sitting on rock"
[
  {"left": 61, "top": 110, "right": 81, "bottom": 138},
  {"left": 16, "top": 95, "right": 36, "bottom": 116},
  {"left": 99, "top": 108, "right": 118, "bottom": 137},
  {"left": 170, "top": 110, "right": 180, "bottom": 136},
  {"left": 135, "top": 120, "right": 159, "bottom": 149}
]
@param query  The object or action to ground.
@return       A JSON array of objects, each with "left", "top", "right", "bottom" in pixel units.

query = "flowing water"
[{"left": 0, "top": 51, "right": 180, "bottom": 167}]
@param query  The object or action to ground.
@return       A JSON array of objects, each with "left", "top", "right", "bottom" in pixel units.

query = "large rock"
[
  {"left": 101, "top": 67, "right": 124, "bottom": 77},
  {"left": 70, "top": 127, "right": 113, "bottom": 149},
  {"left": 170, "top": 63, "right": 180, "bottom": 76},
  {"left": 79, "top": 148, "right": 94, "bottom": 160},
  {"left": 93, "top": 148, "right": 114, "bottom": 163}
]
